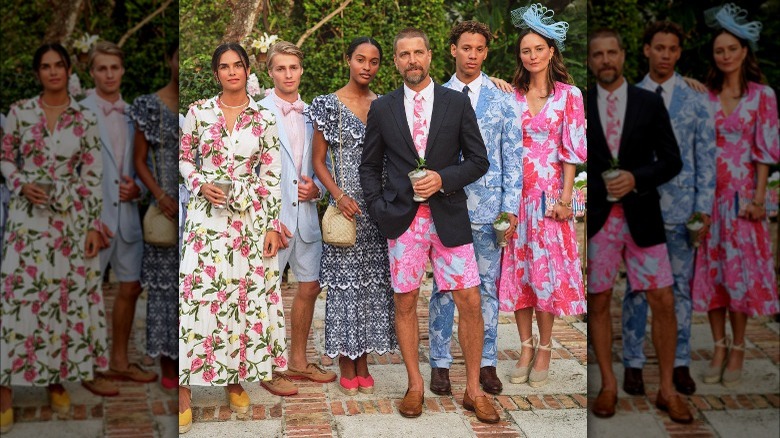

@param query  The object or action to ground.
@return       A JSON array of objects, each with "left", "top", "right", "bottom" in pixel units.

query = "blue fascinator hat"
[
  {"left": 705, "top": 3, "right": 762, "bottom": 50},
  {"left": 511, "top": 3, "right": 569, "bottom": 51}
]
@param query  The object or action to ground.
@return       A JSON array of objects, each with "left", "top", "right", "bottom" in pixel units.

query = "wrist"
[
  {"left": 557, "top": 198, "right": 572, "bottom": 209},
  {"left": 751, "top": 199, "right": 764, "bottom": 207}
]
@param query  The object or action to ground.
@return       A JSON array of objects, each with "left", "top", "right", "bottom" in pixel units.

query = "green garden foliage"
[
  {"left": 179, "top": 1, "right": 586, "bottom": 112},
  {"left": 0, "top": 0, "right": 177, "bottom": 115},
  {"left": 588, "top": 0, "right": 779, "bottom": 87}
]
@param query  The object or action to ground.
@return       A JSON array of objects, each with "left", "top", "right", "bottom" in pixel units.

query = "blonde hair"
[
  {"left": 266, "top": 41, "right": 303, "bottom": 69},
  {"left": 89, "top": 41, "right": 124, "bottom": 69}
]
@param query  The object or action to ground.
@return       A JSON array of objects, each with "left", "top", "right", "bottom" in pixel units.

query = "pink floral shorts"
[
  {"left": 588, "top": 205, "right": 673, "bottom": 293},
  {"left": 388, "top": 205, "right": 480, "bottom": 293}
]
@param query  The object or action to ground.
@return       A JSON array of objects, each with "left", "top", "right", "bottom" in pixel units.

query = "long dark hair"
[
  {"left": 511, "top": 29, "right": 572, "bottom": 96},
  {"left": 705, "top": 29, "right": 762, "bottom": 96},
  {"left": 33, "top": 43, "right": 71, "bottom": 72},
  {"left": 210, "top": 43, "right": 250, "bottom": 86}
]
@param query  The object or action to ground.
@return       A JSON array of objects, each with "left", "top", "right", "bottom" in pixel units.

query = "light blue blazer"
[
  {"left": 637, "top": 73, "right": 716, "bottom": 224},
  {"left": 443, "top": 73, "right": 523, "bottom": 224},
  {"left": 79, "top": 94, "right": 145, "bottom": 242},
  {"left": 259, "top": 94, "right": 324, "bottom": 243}
]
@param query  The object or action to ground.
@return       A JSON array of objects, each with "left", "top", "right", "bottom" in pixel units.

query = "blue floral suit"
[
  {"left": 622, "top": 73, "right": 716, "bottom": 368},
  {"left": 429, "top": 73, "right": 523, "bottom": 368}
]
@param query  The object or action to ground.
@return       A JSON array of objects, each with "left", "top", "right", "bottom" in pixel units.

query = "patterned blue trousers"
[
  {"left": 429, "top": 223, "right": 500, "bottom": 368},
  {"left": 622, "top": 223, "right": 693, "bottom": 368}
]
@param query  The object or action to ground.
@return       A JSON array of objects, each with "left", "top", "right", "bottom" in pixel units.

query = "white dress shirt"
[
  {"left": 640, "top": 74, "right": 675, "bottom": 109},
  {"left": 447, "top": 73, "right": 482, "bottom": 110}
]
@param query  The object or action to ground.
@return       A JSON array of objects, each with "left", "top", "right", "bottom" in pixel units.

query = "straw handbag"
[{"left": 321, "top": 103, "right": 356, "bottom": 247}]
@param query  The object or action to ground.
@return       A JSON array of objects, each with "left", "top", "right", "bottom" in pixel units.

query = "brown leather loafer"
[
  {"left": 479, "top": 366, "right": 503, "bottom": 395},
  {"left": 592, "top": 389, "right": 617, "bottom": 418},
  {"left": 623, "top": 367, "right": 645, "bottom": 396},
  {"left": 463, "top": 391, "right": 500, "bottom": 424},
  {"left": 398, "top": 390, "right": 423, "bottom": 418},
  {"left": 656, "top": 392, "right": 693, "bottom": 424},
  {"left": 673, "top": 366, "right": 696, "bottom": 395},
  {"left": 430, "top": 367, "right": 451, "bottom": 396}
]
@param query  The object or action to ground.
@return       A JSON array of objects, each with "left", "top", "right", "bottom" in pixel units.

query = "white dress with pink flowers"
[
  {"left": 0, "top": 96, "right": 108, "bottom": 385},
  {"left": 178, "top": 96, "right": 287, "bottom": 386}
]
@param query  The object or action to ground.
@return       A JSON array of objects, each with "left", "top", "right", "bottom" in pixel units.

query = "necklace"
[
  {"left": 219, "top": 95, "right": 249, "bottom": 109},
  {"left": 40, "top": 97, "right": 70, "bottom": 109}
]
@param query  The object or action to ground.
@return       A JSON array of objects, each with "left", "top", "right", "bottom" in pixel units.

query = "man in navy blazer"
[
  {"left": 586, "top": 29, "right": 691, "bottom": 423},
  {"left": 360, "top": 28, "right": 497, "bottom": 423}
]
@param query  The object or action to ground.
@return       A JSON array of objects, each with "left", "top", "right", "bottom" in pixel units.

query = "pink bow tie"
[
  {"left": 99, "top": 100, "right": 126, "bottom": 116},
  {"left": 281, "top": 101, "right": 304, "bottom": 115}
]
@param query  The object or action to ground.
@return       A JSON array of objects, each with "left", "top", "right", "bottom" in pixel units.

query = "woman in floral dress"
[
  {"left": 692, "top": 6, "right": 779, "bottom": 387},
  {"left": 310, "top": 37, "right": 397, "bottom": 395},
  {"left": 498, "top": 6, "right": 586, "bottom": 388},
  {"left": 130, "top": 43, "right": 180, "bottom": 391},
  {"left": 178, "top": 43, "right": 284, "bottom": 434},
  {"left": 0, "top": 44, "right": 106, "bottom": 433}
]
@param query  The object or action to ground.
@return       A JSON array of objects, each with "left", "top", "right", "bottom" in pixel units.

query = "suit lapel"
[
  {"left": 620, "top": 86, "right": 640, "bottom": 157},
  {"left": 589, "top": 88, "right": 610, "bottom": 163},
  {"left": 426, "top": 84, "right": 449, "bottom": 156},
  {"left": 85, "top": 95, "right": 118, "bottom": 170},
  {"left": 261, "top": 96, "right": 293, "bottom": 162},
  {"left": 389, "top": 88, "right": 417, "bottom": 157},
  {"left": 475, "top": 72, "right": 493, "bottom": 118}
]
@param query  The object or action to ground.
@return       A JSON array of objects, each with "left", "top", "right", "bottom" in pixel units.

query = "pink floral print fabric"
[
  {"left": 498, "top": 82, "right": 587, "bottom": 316},
  {"left": 691, "top": 82, "right": 779, "bottom": 316},
  {"left": 387, "top": 205, "right": 479, "bottom": 293}
]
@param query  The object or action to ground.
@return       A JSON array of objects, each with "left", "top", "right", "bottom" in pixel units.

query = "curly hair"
[{"left": 449, "top": 21, "right": 492, "bottom": 47}]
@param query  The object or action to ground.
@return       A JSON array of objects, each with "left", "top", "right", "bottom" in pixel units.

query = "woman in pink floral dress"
[
  {"left": 692, "top": 6, "right": 779, "bottom": 388},
  {"left": 178, "top": 43, "right": 284, "bottom": 434},
  {"left": 0, "top": 44, "right": 106, "bottom": 433},
  {"left": 498, "top": 5, "right": 586, "bottom": 388}
]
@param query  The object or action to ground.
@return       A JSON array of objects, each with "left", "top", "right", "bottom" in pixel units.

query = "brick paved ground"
[
  {"left": 586, "top": 277, "right": 780, "bottom": 437},
  {"left": 6, "top": 281, "right": 178, "bottom": 437},
  {"left": 181, "top": 276, "right": 589, "bottom": 438}
]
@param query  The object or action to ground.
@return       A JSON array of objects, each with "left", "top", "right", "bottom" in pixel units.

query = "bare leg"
[
  {"left": 708, "top": 308, "right": 728, "bottom": 368},
  {"left": 588, "top": 290, "right": 617, "bottom": 391},
  {"left": 179, "top": 386, "right": 191, "bottom": 413},
  {"left": 726, "top": 310, "right": 748, "bottom": 371},
  {"left": 110, "top": 281, "right": 143, "bottom": 369},
  {"left": 514, "top": 307, "right": 534, "bottom": 367},
  {"left": 646, "top": 286, "right": 677, "bottom": 399},
  {"left": 0, "top": 386, "right": 11, "bottom": 412},
  {"left": 160, "top": 355, "right": 177, "bottom": 381},
  {"left": 355, "top": 354, "right": 370, "bottom": 378},
  {"left": 289, "top": 281, "right": 321, "bottom": 370},
  {"left": 395, "top": 289, "right": 423, "bottom": 392},
  {"left": 533, "top": 310, "right": 555, "bottom": 372},
  {"left": 339, "top": 356, "right": 357, "bottom": 379},
  {"left": 451, "top": 286, "right": 485, "bottom": 398}
]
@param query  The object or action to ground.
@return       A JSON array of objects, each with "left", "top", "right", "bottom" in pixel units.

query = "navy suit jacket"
[
  {"left": 359, "top": 83, "right": 489, "bottom": 247},
  {"left": 587, "top": 84, "right": 682, "bottom": 247}
]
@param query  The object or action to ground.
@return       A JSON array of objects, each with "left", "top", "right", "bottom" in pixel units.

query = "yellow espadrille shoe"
[
  {"left": 48, "top": 385, "right": 70, "bottom": 415},
  {"left": 0, "top": 406, "right": 13, "bottom": 434},
  {"left": 225, "top": 387, "right": 250, "bottom": 414},
  {"left": 178, "top": 407, "right": 192, "bottom": 434}
]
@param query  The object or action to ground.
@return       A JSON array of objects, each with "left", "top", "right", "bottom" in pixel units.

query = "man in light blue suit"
[
  {"left": 428, "top": 21, "right": 523, "bottom": 396},
  {"left": 258, "top": 41, "right": 336, "bottom": 393},
  {"left": 621, "top": 22, "right": 715, "bottom": 397},
  {"left": 80, "top": 42, "right": 156, "bottom": 389}
]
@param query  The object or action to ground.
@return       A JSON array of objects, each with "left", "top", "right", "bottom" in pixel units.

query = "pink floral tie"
[
  {"left": 605, "top": 92, "right": 620, "bottom": 158},
  {"left": 412, "top": 92, "right": 427, "bottom": 158}
]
